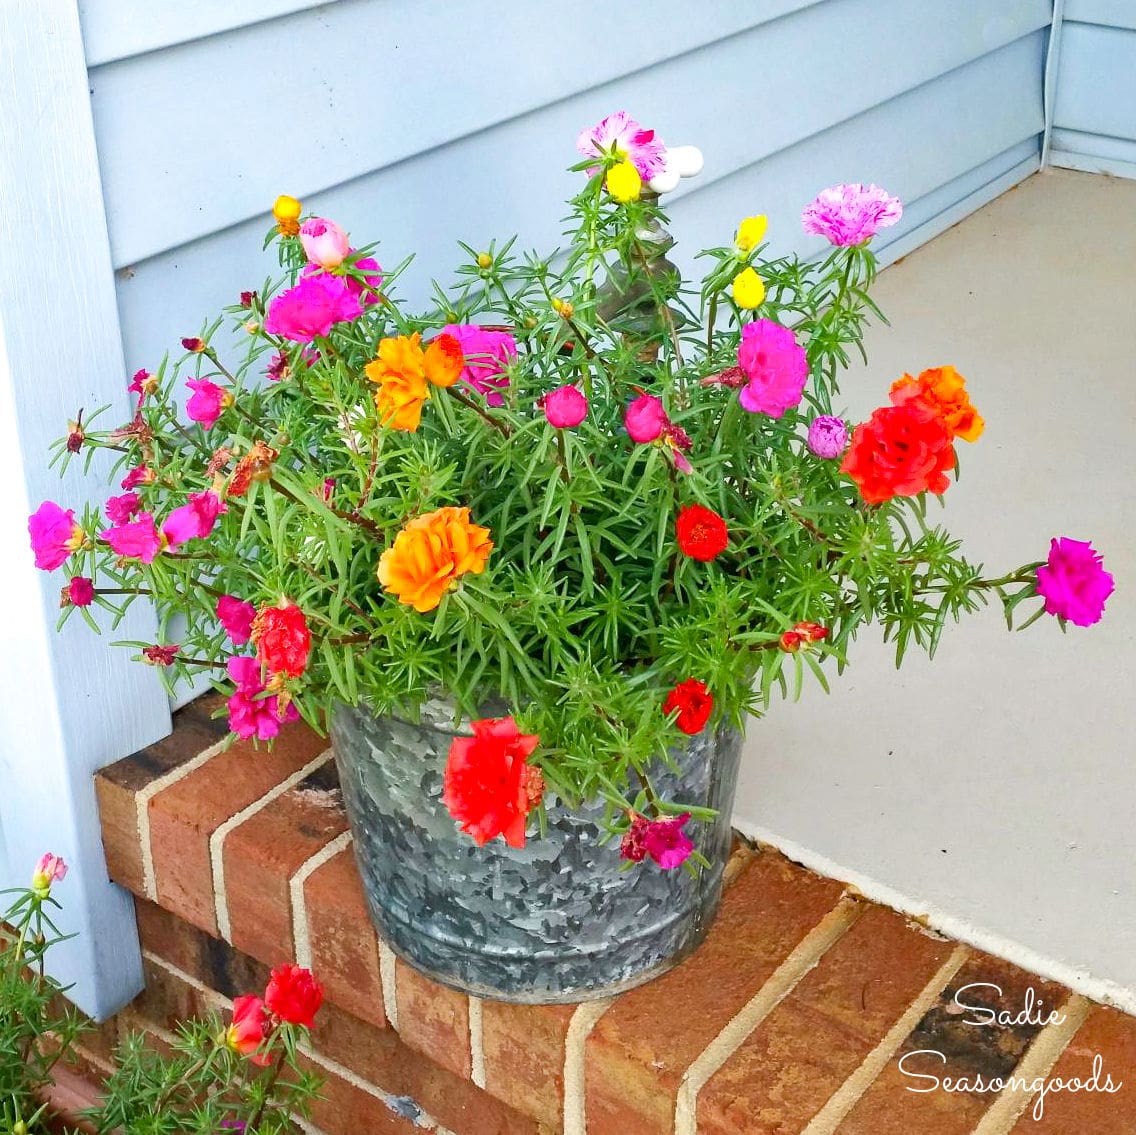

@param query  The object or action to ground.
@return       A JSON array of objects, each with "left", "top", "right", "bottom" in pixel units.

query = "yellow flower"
[
  {"left": 732, "top": 267, "right": 766, "bottom": 310},
  {"left": 735, "top": 214, "right": 768, "bottom": 253},
  {"left": 605, "top": 160, "right": 642, "bottom": 204},
  {"left": 272, "top": 195, "right": 302, "bottom": 237}
]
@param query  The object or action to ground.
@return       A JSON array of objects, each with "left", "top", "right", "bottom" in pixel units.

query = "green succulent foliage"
[{"left": 50, "top": 164, "right": 1042, "bottom": 834}]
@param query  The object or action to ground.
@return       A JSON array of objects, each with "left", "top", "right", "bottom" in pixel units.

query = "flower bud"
[
  {"left": 66, "top": 417, "right": 85, "bottom": 454},
  {"left": 181, "top": 336, "right": 207, "bottom": 353},
  {"left": 239, "top": 290, "right": 258, "bottom": 308},
  {"left": 299, "top": 218, "right": 351, "bottom": 269},
  {"left": 272, "top": 195, "right": 302, "bottom": 237},
  {"left": 142, "top": 644, "right": 180, "bottom": 666},
  {"left": 31, "top": 852, "right": 67, "bottom": 897},
  {"left": 476, "top": 252, "right": 493, "bottom": 269},
  {"left": 542, "top": 384, "right": 588, "bottom": 429},
  {"left": 551, "top": 297, "right": 575, "bottom": 319},
  {"left": 779, "top": 630, "right": 802, "bottom": 653},
  {"left": 806, "top": 415, "right": 849, "bottom": 459}
]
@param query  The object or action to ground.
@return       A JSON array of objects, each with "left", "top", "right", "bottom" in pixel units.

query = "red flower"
[
  {"left": 225, "top": 994, "right": 271, "bottom": 1065},
  {"left": 442, "top": 717, "right": 543, "bottom": 848},
  {"left": 181, "top": 336, "right": 207, "bottom": 353},
  {"left": 675, "top": 504, "right": 728, "bottom": 562},
  {"left": 264, "top": 964, "right": 323, "bottom": 1027},
  {"left": 662, "top": 679, "right": 713, "bottom": 734},
  {"left": 840, "top": 403, "right": 955, "bottom": 505},
  {"left": 251, "top": 602, "right": 311, "bottom": 678},
  {"left": 142, "top": 644, "right": 180, "bottom": 666}
]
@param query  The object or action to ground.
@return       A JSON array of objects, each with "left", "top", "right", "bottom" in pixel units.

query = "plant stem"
[{"left": 447, "top": 387, "right": 512, "bottom": 437}]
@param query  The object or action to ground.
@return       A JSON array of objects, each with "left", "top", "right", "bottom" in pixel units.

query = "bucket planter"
[
  {"left": 32, "top": 111, "right": 1112, "bottom": 1005},
  {"left": 332, "top": 700, "right": 743, "bottom": 1001}
]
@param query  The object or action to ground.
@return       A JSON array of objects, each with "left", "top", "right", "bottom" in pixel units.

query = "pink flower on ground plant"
[
  {"left": 217, "top": 595, "right": 257, "bottom": 645},
  {"left": 101, "top": 512, "right": 162, "bottom": 563},
  {"left": 226, "top": 656, "right": 299, "bottom": 741},
  {"left": 1035, "top": 537, "right": 1114, "bottom": 627},
  {"left": 737, "top": 319, "right": 809, "bottom": 417},
  {"left": 264, "top": 272, "right": 363, "bottom": 342},
  {"left": 802, "top": 183, "right": 902, "bottom": 247},
  {"left": 299, "top": 218, "right": 351, "bottom": 269},
  {"left": 620, "top": 812, "right": 694, "bottom": 870},
  {"left": 161, "top": 491, "right": 223, "bottom": 548},
  {"left": 542, "top": 384, "right": 588, "bottom": 428},
  {"left": 186, "top": 379, "right": 230, "bottom": 429},
  {"left": 576, "top": 111, "right": 667, "bottom": 180},
  {"left": 439, "top": 324, "right": 516, "bottom": 406},
  {"left": 624, "top": 393, "right": 667, "bottom": 443},
  {"left": 31, "top": 852, "right": 67, "bottom": 895},
  {"left": 29, "top": 501, "right": 84, "bottom": 570}
]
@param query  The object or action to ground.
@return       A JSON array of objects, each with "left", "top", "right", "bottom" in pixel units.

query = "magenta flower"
[
  {"left": 128, "top": 368, "right": 155, "bottom": 406},
  {"left": 217, "top": 595, "right": 256, "bottom": 646},
  {"left": 121, "top": 465, "right": 155, "bottom": 490},
  {"left": 439, "top": 324, "right": 516, "bottom": 406},
  {"left": 101, "top": 512, "right": 162, "bottom": 563},
  {"left": 807, "top": 415, "right": 849, "bottom": 459},
  {"left": 226, "top": 656, "right": 299, "bottom": 741},
  {"left": 67, "top": 577, "right": 95, "bottom": 607},
  {"left": 802, "top": 183, "right": 902, "bottom": 247},
  {"left": 162, "top": 491, "right": 223, "bottom": 549},
  {"left": 542, "top": 384, "right": 588, "bottom": 428},
  {"left": 186, "top": 378, "right": 229, "bottom": 429},
  {"left": 301, "top": 256, "right": 382, "bottom": 307},
  {"left": 737, "top": 319, "right": 809, "bottom": 418},
  {"left": 576, "top": 111, "right": 667, "bottom": 180},
  {"left": 31, "top": 852, "right": 68, "bottom": 895},
  {"left": 625, "top": 393, "right": 667, "bottom": 443},
  {"left": 105, "top": 492, "right": 142, "bottom": 526},
  {"left": 620, "top": 812, "right": 694, "bottom": 870},
  {"left": 29, "top": 501, "right": 84, "bottom": 571},
  {"left": 264, "top": 273, "right": 363, "bottom": 343},
  {"left": 663, "top": 424, "right": 694, "bottom": 475},
  {"left": 1035, "top": 538, "right": 1115, "bottom": 627},
  {"left": 299, "top": 218, "right": 351, "bottom": 269}
]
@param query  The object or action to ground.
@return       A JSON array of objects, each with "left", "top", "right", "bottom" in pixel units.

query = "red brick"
[
  {"left": 43, "top": 1064, "right": 103, "bottom": 1135},
  {"left": 222, "top": 757, "right": 348, "bottom": 964},
  {"left": 1010, "top": 1003, "right": 1136, "bottom": 1132},
  {"left": 147, "top": 721, "right": 327, "bottom": 935},
  {"left": 298, "top": 1052, "right": 422, "bottom": 1135},
  {"left": 481, "top": 1001, "right": 575, "bottom": 1128},
  {"left": 394, "top": 959, "right": 473, "bottom": 1080},
  {"left": 699, "top": 905, "right": 958, "bottom": 1134},
  {"left": 95, "top": 695, "right": 228, "bottom": 895},
  {"left": 585, "top": 849, "right": 847, "bottom": 1135},
  {"left": 303, "top": 843, "right": 387, "bottom": 1030},
  {"left": 835, "top": 953, "right": 1071, "bottom": 1134}
]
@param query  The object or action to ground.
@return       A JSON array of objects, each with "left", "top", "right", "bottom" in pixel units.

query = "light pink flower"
[
  {"left": 101, "top": 512, "right": 162, "bottom": 563},
  {"left": 1035, "top": 538, "right": 1115, "bottom": 627},
  {"left": 807, "top": 415, "right": 848, "bottom": 459},
  {"left": 439, "top": 324, "right": 516, "bottom": 406},
  {"left": 226, "top": 656, "right": 299, "bottom": 741},
  {"left": 802, "top": 183, "right": 902, "bottom": 247},
  {"left": 265, "top": 273, "right": 363, "bottom": 343},
  {"left": 299, "top": 218, "right": 351, "bottom": 269},
  {"left": 737, "top": 319, "right": 809, "bottom": 418},
  {"left": 162, "top": 491, "right": 223, "bottom": 549},
  {"left": 542, "top": 384, "right": 588, "bottom": 428},
  {"left": 576, "top": 111, "right": 667, "bottom": 180},
  {"left": 625, "top": 393, "right": 667, "bottom": 443},
  {"left": 217, "top": 595, "right": 257, "bottom": 646},
  {"left": 105, "top": 492, "right": 142, "bottom": 526},
  {"left": 29, "top": 501, "right": 83, "bottom": 571},
  {"left": 620, "top": 812, "right": 694, "bottom": 870},
  {"left": 67, "top": 577, "right": 95, "bottom": 607},
  {"left": 186, "top": 378, "right": 230, "bottom": 429},
  {"left": 31, "top": 852, "right": 67, "bottom": 894}
]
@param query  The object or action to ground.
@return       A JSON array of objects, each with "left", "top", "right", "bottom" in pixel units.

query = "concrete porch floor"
[{"left": 734, "top": 168, "right": 1136, "bottom": 1007}]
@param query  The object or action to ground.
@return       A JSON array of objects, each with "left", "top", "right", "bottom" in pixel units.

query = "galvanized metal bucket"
[{"left": 330, "top": 699, "right": 743, "bottom": 1003}]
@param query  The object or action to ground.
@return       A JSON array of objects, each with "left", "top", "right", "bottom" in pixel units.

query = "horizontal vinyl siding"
[
  {"left": 83, "top": 0, "right": 1050, "bottom": 372},
  {"left": 1051, "top": 11, "right": 1136, "bottom": 177}
]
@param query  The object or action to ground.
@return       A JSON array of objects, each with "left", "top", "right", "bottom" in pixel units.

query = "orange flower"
[
  {"left": 889, "top": 365, "right": 984, "bottom": 442},
  {"left": 424, "top": 333, "right": 463, "bottom": 388},
  {"left": 377, "top": 506, "right": 493, "bottom": 612},
  {"left": 228, "top": 440, "right": 278, "bottom": 497},
  {"left": 365, "top": 334, "right": 430, "bottom": 431}
]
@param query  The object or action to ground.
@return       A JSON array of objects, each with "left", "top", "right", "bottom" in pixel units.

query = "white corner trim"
[
  {"left": 378, "top": 940, "right": 400, "bottom": 1032},
  {"left": 468, "top": 996, "right": 486, "bottom": 1088},
  {"left": 289, "top": 829, "right": 353, "bottom": 971},
  {"left": 562, "top": 997, "right": 614, "bottom": 1135}
]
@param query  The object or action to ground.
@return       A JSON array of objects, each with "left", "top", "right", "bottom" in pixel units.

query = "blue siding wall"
[
  {"left": 77, "top": 0, "right": 1050, "bottom": 375},
  {"left": 1052, "top": 1, "right": 1136, "bottom": 176}
]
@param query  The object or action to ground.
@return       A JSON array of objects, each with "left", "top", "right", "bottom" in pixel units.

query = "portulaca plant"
[{"left": 30, "top": 112, "right": 1113, "bottom": 869}]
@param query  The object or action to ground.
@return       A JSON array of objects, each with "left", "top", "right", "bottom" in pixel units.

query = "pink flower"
[
  {"left": 101, "top": 512, "right": 162, "bottom": 563},
  {"left": 625, "top": 393, "right": 667, "bottom": 443},
  {"left": 128, "top": 368, "right": 156, "bottom": 406},
  {"left": 1035, "top": 538, "right": 1115, "bottom": 627},
  {"left": 439, "top": 324, "right": 516, "bottom": 406},
  {"left": 186, "top": 378, "right": 230, "bottom": 429},
  {"left": 67, "top": 577, "right": 95, "bottom": 607},
  {"left": 737, "top": 319, "right": 809, "bottom": 417},
  {"left": 264, "top": 273, "right": 363, "bottom": 343},
  {"left": 105, "top": 492, "right": 142, "bottom": 525},
  {"left": 162, "top": 491, "right": 223, "bottom": 548},
  {"left": 620, "top": 812, "right": 694, "bottom": 870},
  {"left": 301, "top": 257, "right": 382, "bottom": 307},
  {"left": 226, "top": 656, "right": 299, "bottom": 741},
  {"left": 802, "top": 183, "right": 903, "bottom": 247},
  {"left": 663, "top": 424, "right": 693, "bottom": 474},
  {"left": 31, "top": 852, "right": 67, "bottom": 894},
  {"left": 807, "top": 415, "right": 848, "bottom": 459},
  {"left": 217, "top": 595, "right": 256, "bottom": 646},
  {"left": 576, "top": 111, "right": 667, "bottom": 179},
  {"left": 29, "top": 501, "right": 84, "bottom": 571},
  {"left": 542, "top": 384, "right": 588, "bottom": 428},
  {"left": 299, "top": 218, "right": 351, "bottom": 269},
  {"left": 121, "top": 465, "right": 155, "bottom": 490}
]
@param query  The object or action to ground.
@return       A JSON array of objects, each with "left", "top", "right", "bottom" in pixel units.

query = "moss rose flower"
[
  {"left": 442, "top": 717, "right": 543, "bottom": 848},
  {"left": 1035, "top": 538, "right": 1114, "bottom": 627},
  {"left": 675, "top": 504, "right": 728, "bottom": 562},
  {"left": 840, "top": 402, "right": 955, "bottom": 505},
  {"left": 620, "top": 812, "right": 694, "bottom": 870},
  {"left": 264, "top": 963, "right": 324, "bottom": 1027},
  {"left": 663, "top": 679, "right": 713, "bottom": 734},
  {"left": 251, "top": 602, "right": 311, "bottom": 678},
  {"left": 226, "top": 994, "right": 271, "bottom": 1065}
]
